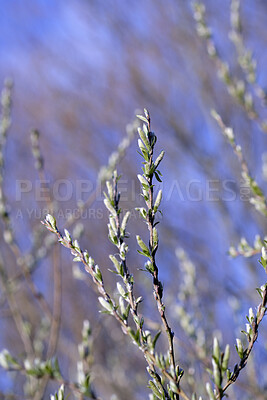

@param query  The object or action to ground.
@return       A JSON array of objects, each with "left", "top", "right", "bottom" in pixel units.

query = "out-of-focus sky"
[{"left": 1, "top": 0, "right": 267, "bottom": 398}]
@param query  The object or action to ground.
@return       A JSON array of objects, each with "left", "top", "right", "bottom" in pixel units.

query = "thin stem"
[
  {"left": 0, "top": 257, "right": 34, "bottom": 357},
  {"left": 47, "top": 245, "right": 62, "bottom": 358},
  {"left": 217, "top": 286, "right": 267, "bottom": 399},
  {"left": 8, "top": 242, "right": 53, "bottom": 320},
  {"left": 137, "top": 112, "right": 180, "bottom": 398}
]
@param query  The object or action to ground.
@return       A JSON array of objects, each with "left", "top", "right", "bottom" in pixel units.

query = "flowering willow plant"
[
  {"left": 41, "top": 110, "right": 267, "bottom": 400},
  {"left": 42, "top": 110, "right": 186, "bottom": 400}
]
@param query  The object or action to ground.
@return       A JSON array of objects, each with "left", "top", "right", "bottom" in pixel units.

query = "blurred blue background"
[{"left": 0, "top": 0, "right": 267, "bottom": 398}]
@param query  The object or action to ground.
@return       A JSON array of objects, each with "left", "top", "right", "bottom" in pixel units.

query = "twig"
[
  {"left": 217, "top": 286, "right": 267, "bottom": 399},
  {"left": 0, "top": 255, "right": 34, "bottom": 357}
]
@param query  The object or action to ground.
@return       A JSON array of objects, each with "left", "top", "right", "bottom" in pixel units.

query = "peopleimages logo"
[{"left": 15, "top": 178, "right": 251, "bottom": 204}]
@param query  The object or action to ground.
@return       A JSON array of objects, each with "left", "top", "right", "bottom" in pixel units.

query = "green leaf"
[
  {"left": 145, "top": 260, "right": 154, "bottom": 273},
  {"left": 154, "top": 171, "right": 162, "bottom": 182},
  {"left": 148, "top": 381, "right": 164, "bottom": 399},
  {"left": 117, "top": 282, "right": 126, "bottom": 297},
  {"left": 154, "top": 150, "right": 165, "bottom": 168},
  {"left": 152, "top": 331, "right": 161, "bottom": 349},
  {"left": 104, "top": 198, "right": 117, "bottom": 217},
  {"left": 138, "top": 127, "right": 151, "bottom": 150},
  {"left": 260, "top": 256, "right": 267, "bottom": 272},
  {"left": 222, "top": 344, "right": 230, "bottom": 371},
  {"left": 235, "top": 338, "right": 244, "bottom": 359},
  {"left": 121, "top": 211, "right": 131, "bottom": 236},
  {"left": 136, "top": 235, "right": 150, "bottom": 254},
  {"left": 98, "top": 297, "right": 113, "bottom": 313},
  {"left": 136, "top": 114, "right": 148, "bottom": 124},
  {"left": 137, "top": 149, "right": 149, "bottom": 162},
  {"left": 144, "top": 108, "right": 150, "bottom": 120},
  {"left": 154, "top": 189, "right": 162, "bottom": 211},
  {"left": 45, "top": 214, "right": 57, "bottom": 230},
  {"left": 153, "top": 227, "right": 158, "bottom": 248},
  {"left": 94, "top": 265, "right": 103, "bottom": 283},
  {"left": 137, "top": 249, "right": 151, "bottom": 258},
  {"left": 64, "top": 229, "right": 72, "bottom": 242},
  {"left": 106, "top": 180, "right": 113, "bottom": 200},
  {"left": 213, "top": 337, "right": 220, "bottom": 364},
  {"left": 73, "top": 256, "right": 82, "bottom": 262},
  {"left": 137, "top": 174, "right": 149, "bottom": 186},
  {"left": 109, "top": 255, "right": 121, "bottom": 273},
  {"left": 206, "top": 382, "right": 216, "bottom": 400}
]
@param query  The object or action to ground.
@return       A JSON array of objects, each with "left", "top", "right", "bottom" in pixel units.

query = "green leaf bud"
[
  {"left": 45, "top": 214, "right": 57, "bottom": 230},
  {"left": 222, "top": 344, "right": 230, "bottom": 371},
  {"left": 121, "top": 211, "right": 131, "bottom": 236},
  {"left": 213, "top": 337, "right": 220, "bottom": 363},
  {"left": 117, "top": 282, "right": 126, "bottom": 298},
  {"left": 154, "top": 150, "right": 165, "bottom": 168},
  {"left": 106, "top": 180, "right": 113, "bottom": 200},
  {"left": 104, "top": 198, "right": 117, "bottom": 217},
  {"left": 206, "top": 382, "right": 216, "bottom": 400},
  {"left": 98, "top": 297, "right": 113, "bottom": 313},
  {"left": 137, "top": 174, "right": 149, "bottom": 186},
  {"left": 109, "top": 255, "right": 121, "bottom": 273},
  {"left": 136, "top": 235, "right": 150, "bottom": 254},
  {"left": 235, "top": 338, "right": 244, "bottom": 358},
  {"left": 153, "top": 227, "right": 158, "bottom": 247},
  {"left": 154, "top": 190, "right": 162, "bottom": 211}
]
